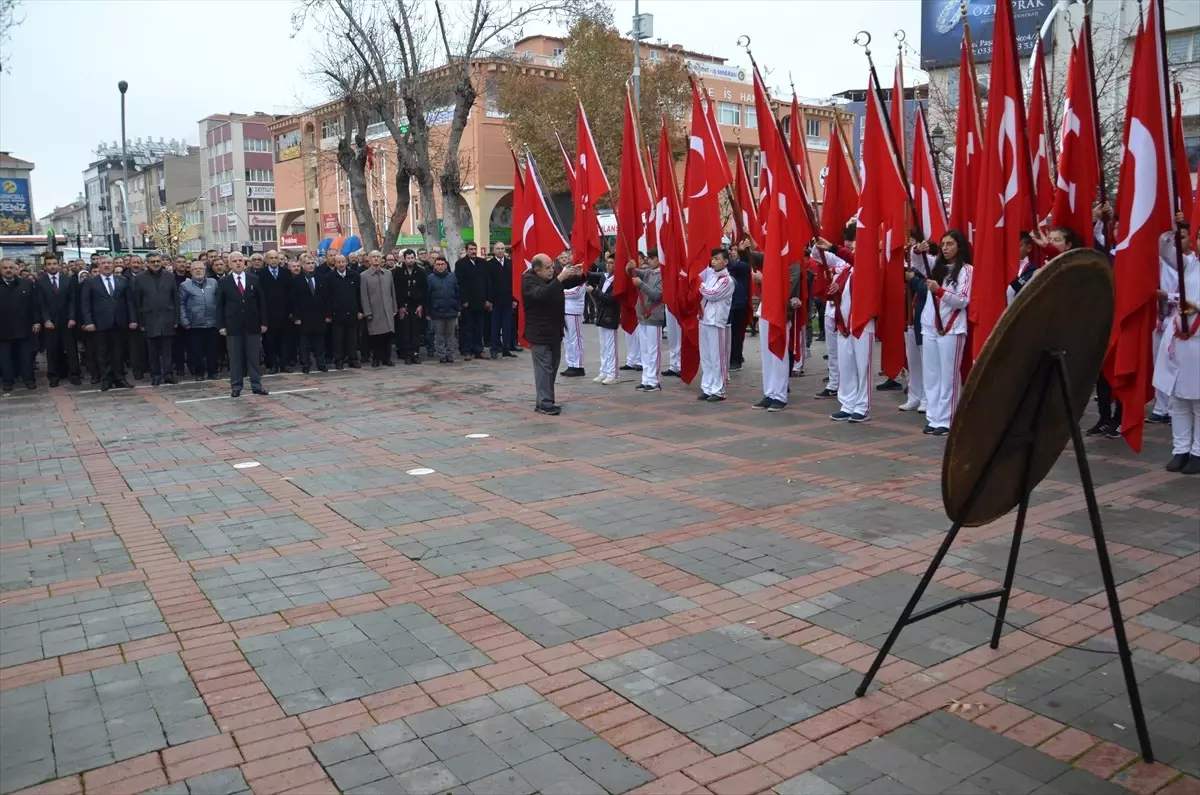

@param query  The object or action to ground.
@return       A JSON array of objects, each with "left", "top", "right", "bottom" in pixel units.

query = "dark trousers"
[
  {"left": 490, "top": 304, "right": 514, "bottom": 355},
  {"left": 459, "top": 308, "right": 486, "bottom": 354},
  {"left": 359, "top": 320, "right": 372, "bottom": 361},
  {"left": 283, "top": 326, "right": 299, "bottom": 367},
  {"left": 128, "top": 328, "right": 147, "bottom": 377},
  {"left": 171, "top": 332, "right": 187, "bottom": 374},
  {"left": 424, "top": 317, "right": 435, "bottom": 354},
  {"left": 92, "top": 328, "right": 126, "bottom": 385},
  {"left": 298, "top": 330, "right": 326, "bottom": 370},
  {"left": 227, "top": 333, "right": 263, "bottom": 390},
  {"left": 511, "top": 305, "right": 522, "bottom": 350},
  {"left": 728, "top": 307, "right": 748, "bottom": 366},
  {"left": 397, "top": 309, "right": 424, "bottom": 358},
  {"left": 531, "top": 342, "right": 561, "bottom": 410},
  {"left": 1096, "top": 375, "right": 1123, "bottom": 425},
  {"left": 0, "top": 337, "right": 33, "bottom": 386},
  {"left": 145, "top": 335, "right": 174, "bottom": 379},
  {"left": 81, "top": 333, "right": 100, "bottom": 382},
  {"left": 331, "top": 323, "right": 359, "bottom": 365},
  {"left": 262, "top": 327, "right": 286, "bottom": 370},
  {"left": 43, "top": 325, "right": 80, "bottom": 382},
  {"left": 188, "top": 327, "right": 220, "bottom": 377},
  {"left": 369, "top": 333, "right": 393, "bottom": 364}
]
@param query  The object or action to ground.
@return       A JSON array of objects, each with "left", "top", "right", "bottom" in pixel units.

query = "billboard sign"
[
  {"left": 248, "top": 214, "right": 275, "bottom": 227},
  {"left": 920, "top": 0, "right": 1053, "bottom": 69},
  {"left": 281, "top": 233, "right": 307, "bottom": 248},
  {"left": 687, "top": 59, "right": 749, "bottom": 85},
  {"left": 0, "top": 178, "right": 32, "bottom": 234},
  {"left": 321, "top": 213, "right": 341, "bottom": 235},
  {"left": 247, "top": 185, "right": 274, "bottom": 199}
]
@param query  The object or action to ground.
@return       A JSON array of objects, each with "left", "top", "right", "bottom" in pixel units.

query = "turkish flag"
[
  {"left": 911, "top": 105, "right": 947, "bottom": 243},
  {"left": 734, "top": 149, "right": 761, "bottom": 249},
  {"left": 1172, "top": 83, "right": 1194, "bottom": 225},
  {"left": 949, "top": 35, "right": 984, "bottom": 243},
  {"left": 655, "top": 118, "right": 695, "bottom": 381},
  {"left": 1029, "top": 45, "right": 1055, "bottom": 229},
  {"left": 819, "top": 118, "right": 860, "bottom": 244},
  {"left": 613, "top": 83, "right": 653, "bottom": 334},
  {"left": 556, "top": 131, "right": 577, "bottom": 195},
  {"left": 1106, "top": 0, "right": 1174, "bottom": 453},
  {"left": 571, "top": 101, "right": 611, "bottom": 273},
  {"left": 1053, "top": 37, "right": 1101, "bottom": 248},
  {"left": 891, "top": 58, "right": 907, "bottom": 171},
  {"left": 522, "top": 152, "right": 569, "bottom": 266},
  {"left": 789, "top": 94, "right": 816, "bottom": 199},
  {"left": 970, "top": 0, "right": 1036, "bottom": 358},
  {"left": 684, "top": 80, "right": 727, "bottom": 279},
  {"left": 854, "top": 69, "right": 908, "bottom": 377},
  {"left": 510, "top": 151, "right": 529, "bottom": 346},
  {"left": 705, "top": 92, "right": 734, "bottom": 188}
]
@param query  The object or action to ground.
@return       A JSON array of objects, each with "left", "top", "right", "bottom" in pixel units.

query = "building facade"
[
  {"left": 197, "top": 113, "right": 280, "bottom": 252},
  {"left": 36, "top": 198, "right": 88, "bottom": 238},
  {"left": 0, "top": 152, "right": 36, "bottom": 236}
]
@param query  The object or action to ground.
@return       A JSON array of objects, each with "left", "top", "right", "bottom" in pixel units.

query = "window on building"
[
  {"left": 744, "top": 105, "right": 757, "bottom": 129},
  {"left": 648, "top": 50, "right": 660, "bottom": 62},
  {"left": 806, "top": 118, "right": 821, "bottom": 138},
  {"left": 742, "top": 149, "right": 760, "bottom": 190},
  {"left": 249, "top": 226, "right": 277, "bottom": 242},
  {"left": 718, "top": 101, "right": 741, "bottom": 126},
  {"left": 245, "top": 169, "right": 273, "bottom": 184},
  {"left": 276, "top": 130, "right": 301, "bottom": 154},
  {"left": 249, "top": 198, "right": 276, "bottom": 212},
  {"left": 1167, "top": 30, "right": 1200, "bottom": 64},
  {"left": 322, "top": 118, "right": 343, "bottom": 140},
  {"left": 552, "top": 47, "right": 565, "bottom": 56},
  {"left": 244, "top": 138, "right": 271, "bottom": 152}
]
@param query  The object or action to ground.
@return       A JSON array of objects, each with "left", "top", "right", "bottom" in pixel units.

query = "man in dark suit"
[
  {"left": 485, "top": 241, "right": 517, "bottom": 359},
  {"left": 35, "top": 253, "right": 81, "bottom": 386},
  {"left": 79, "top": 255, "right": 137, "bottom": 391},
  {"left": 324, "top": 254, "right": 361, "bottom": 370},
  {"left": 132, "top": 253, "right": 180, "bottom": 386},
  {"left": 393, "top": 249, "right": 427, "bottom": 364},
  {"left": 215, "top": 252, "right": 269, "bottom": 397},
  {"left": 289, "top": 257, "right": 330, "bottom": 373},
  {"left": 258, "top": 250, "right": 291, "bottom": 373},
  {"left": 0, "top": 257, "right": 41, "bottom": 391},
  {"left": 455, "top": 242, "right": 488, "bottom": 360}
]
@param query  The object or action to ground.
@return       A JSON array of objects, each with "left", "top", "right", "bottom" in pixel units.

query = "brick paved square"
[
  {"left": 773, "top": 712, "right": 1133, "bottom": 795},
  {"left": 1, "top": 476, "right": 96, "bottom": 508},
  {"left": 0, "top": 582, "right": 167, "bottom": 667},
  {"left": 1044, "top": 505, "right": 1199, "bottom": 557},
  {"left": 0, "top": 652, "right": 217, "bottom": 792},
  {"left": 0, "top": 504, "right": 111, "bottom": 544},
  {"left": 793, "top": 497, "right": 947, "bottom": 548},
  {"left": 238, "top": 604, "right": 492, "bottom": 714},
  {"left": 386, "top": 519, "right": 573, "bottom": 576},
  {"left": 99, "top": 429, "right": 194, "bottom": 452},
  {"left": 228, "top": 430, "right": 315, "bottom": 452},
  {"left": 3, "top": 440, "right": 77, "bottom": 460},
  {"left": 255, "top": 447, "right": 366, "bottom": 471},
  {"left": 530, "top": 436, "right": 648, "bottom": 459},
  {"left": 339, "top": 415, "right": 431, "bottom": 438},
  {"left": 584, "top": 623, "right": 862, "bottom": 753},
  {"left": 193, "top": 548, "right": 390, "bottom": 621},
  {"left": 594, "top": 451, "right": 726, "bottom": 483},
  {"left": 0, "top": 456, "right": 85, "bottom": 481},
  {"left": 794, "top": 454, "right": 929, "bottom": 486},
  {"left": 703, "top": 435, "right": 827, "bottom": 462},
  {"left": 795, "top": 421, "right": 906, "bottom": 443},
  {"left": 310, "top": 685, "right": 653, "bottom": 795},
  {"left": 465, "top": 563, "right": 695, "bottom": 647},
  {"left": 1133, "top": 587, "right": 1200, "bottom": 645},
  {"left": 107, "top": 444, "right": 219, "bottom": 468},
  {"left": 146, "top": 767, "right": 250, "bottom": 795},
  {"left": 161, "top": 511, "right": 323, "bottom": 561},
  {"left": 683, "top": 473, "right": 826, "bottom": 510},
  {"left": 1132, "top": 480, "right": 1200, "bottom": 510},
  {"left": 988, "top": 642, "right": 1200, "bottom": 775},
  {"left": 545, "top": 496, "right": 716, "bottom": 540},
  {"left": 787, "top": 572, "right": 1035, "bottom": 668},
  {"left": 636, "top": 421, "right": 743, "bottom": 443},
  {"left": 944, "top": 537, "right": 1156, "bottom": 604},
  {"left": 138, "top": 482, "right": 274, "bottom": 520},
  {"left": 1, "top": 536, "right": 133, "bottom": 592},
  {"left": 1047, "top": 453, "right": 1145, "bottom": 488},
  {"left": 474, "top": 472, "right": 607, "bottom": 504},
  {"left": 122, "top": 462, "right": 239, "bottom": 491},
  {"left": 289, "top": 465, "right": 416, "bottom": 496},
  {"left": 413, "top": 450, "right": 538, "bottom": 477},
  {"left": 210, "top": 416, "right": 299, "bottom": 437},
  {"left": 329, "top": 488, "right": 481, "bottom": 530},
  {"left": 644, "top": 527, "right": 851, "bottom": 592}
]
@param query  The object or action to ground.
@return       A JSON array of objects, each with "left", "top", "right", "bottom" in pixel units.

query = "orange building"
[{"left": 269, "top": 34, "right": 854, "bottom": 252}]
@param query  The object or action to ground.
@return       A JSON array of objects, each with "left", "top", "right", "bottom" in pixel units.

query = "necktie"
[
  {"left": 237, "top": 276, "right": 244, "bottom": 295},
  {"left": 51, "top": 275, "right": 58, "bottom": 293},
  {"left": 105, "top": 277, "right": 113, "bottom": 295},
  {"left": 309, "top": 277, "right": 315, "bottom": 291}
]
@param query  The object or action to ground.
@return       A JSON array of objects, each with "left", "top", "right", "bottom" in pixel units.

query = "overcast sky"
[{"left": 0, "top": 0, "right": 924, "bottom": 214}]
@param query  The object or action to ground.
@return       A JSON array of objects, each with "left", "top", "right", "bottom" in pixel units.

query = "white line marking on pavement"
[{"left": 175, "top": 387, "right": 318, "bottom": 405}]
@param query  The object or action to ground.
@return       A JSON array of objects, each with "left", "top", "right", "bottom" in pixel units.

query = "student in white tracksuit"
[
  {"left": 631, "top": 263, "right": 665, "bottom": 390},
  {"left": 588, "top": 262, "right": 622, "bottom": 384},
  {"left": 920, "top": 230, "right": 973, "bottom": 436},
  {"left": 562, "top": 279, "right": 586, "bottom": 376},
  {"left": 822, "top": 247, "right": 873, "bottom": 422},
  {"left": 1149, "top": 250, "right": 1177, "bottom": 424},
  {"left": 814, "top": 237, "right": 855, "bottom": 399},
  {"left": 665, "top": 308, "right": 682, "bottom": 377},
  {"left": 697, "top": 249, "right": 735, "bottom": 400},
  {"left": 1154, "top": 227, "right": 1200, "bottom": 474},
  {"left": 901, "top": 236, "right": 932, "bottom": 412}
]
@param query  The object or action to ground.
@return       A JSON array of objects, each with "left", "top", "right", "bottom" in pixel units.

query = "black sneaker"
[
  {"left": 933, "top": 427, "right": 949, "bottom": 436},
  {"left": 644, "top": 384, "right": 662, "bottom": 391},
  {"left": 707, "top": 395, "right": 726, "bottom": 402},
  {"left": 848, "top": 413, "right": 869, "bottom": 423},
  {"left": 766, "top": 400, "right": 787, "bottom": 412},
  {"left": 1146, "top": 412, "right": 1171, "bottom": 424},
  {"left": 729, "top": 364, "right": 743, "bottom": 372},
  {"left": 1103, "top": 423, "right": 1123, "bottom": 439},
  {"left": 876, "top": 379, "right": 903, "bottom": 391},
  {"left": 830, "top": 411, "right": 852, "bottom": 421},
  {"left": 1183, "top": 456, "right": 1200, "bottom": 475},
  {"left": 696, "top": 393, "right": 711, "bottom": 401},
  {"left": 1166, "top": 453, "right": 1189, "bottom": 472},
  {"left": 662, "top": 369, "right": 680, "bottom": 377},
  {"left": 620, "top": 364, "right": 638, "bottom": 371},
  {"left": 634, "top": 384, "right": 649, "bottom": 391},
  {"left": 535, "top": 405, "right": 562, "bottom": 416},
  {"left": 752, "top": 397, "right": 772, "bottom": 410},
  {"left": 1085, "top": 420, "right": 1108, "bottom": 436},
  {"left": 923, "top": 424, "right": 935, "bottom": 434},
  {"left": 814, "top": 388, "right": 837, "bottom": 398}
]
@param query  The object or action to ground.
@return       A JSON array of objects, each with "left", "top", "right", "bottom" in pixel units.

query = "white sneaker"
[
  {"left": 918, "top": 401, "right": 927, "bottom": 413},
  {"left": 601, "top": 376, "right": 619, "bottom": 385},
  {"left": 899, "top": 398, "right": 920, "bottom": 411},
  {"left": 592, "top": 375, "right": 605, "bottom": 383}
]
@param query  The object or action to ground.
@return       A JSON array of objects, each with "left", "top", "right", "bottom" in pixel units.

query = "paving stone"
[
  {"left": 464, "top": 563, "right": 694, "bottom": 646},
  {"left": 1, "top": 476, "right": 96, "bottom": 508},
  {"left": 0, "top": 504, "right": 111, "bottom": 545},
  {"left": 774, "top": 771, "right": 845, "bottom": 795},
  {"left": 1043, "top": 504, "right": 1199, "bottom": 557},
  {"left": 148, "top": 767, "right": 250, "bottom": 795},
  {"left": 122, "top": 463, "right": 240, "bottom": 491},
  {"left": 792, "top": 497, "right": 948, "bottom": 548},
  {"left": 194, "top": 548, "right": 389, "bottom": 621},
  {"left": 705, "top": 435, "right": 828, "bottom": 462},
  {"left": 1134, "top": 587, "right": 1200, "bottom": 644},
  {"left": 0, "top": 456, "right": 86, "bottom": 481},
  {"left": 138, "top": 482, "right": 274, "bottom": 520},
  {"left": 530, "top": 436, "right": 648, "bottom": 460},
  {"left": 238, "top": 604, "right": 492, "bottom": 714},
  {"left": 329, "top": 488, "right": 482, "bottom": 530},
  {"left": 0, "top": 582, "right": 167, "bottom": 667},
  {"left": 594, "top": 451, "right": 727, "bottom": 482},
  {"left": 107, "top": 444, "right": 218, "bottom": 468},
  {"left": 414, "top": 450, "right": 538, "bottom": 477},
  {"left": 645, "top": 527, "right": 851, "bottom": 590},
  {"left": 0, "top": 653, "right": 215, "bottom": 791},
  {"left": 161, "top": 511, "right": 324, "bottom": 561},
  {"left": 545, "top": 496, "right": 716, "bottom": 540},
  {"left": 0, "top": 536, "right": 134, "bottom": 592},
  {"left": 386, "top": 518, "right": 574, "bottom": 576},
  {"left": 255, "top": 447, "right": 366, "bottom": 471},
  {"left": 793, "top": 453, "right": 930, "bottom": 485},
  {"left": 289, "top": 465, "right": 418, "bottom": 496},
  {"left": 474, "top": 471, "right": 608, "bottom": 504},
  {"left": 683, "top": 473, "right": 826, "bottom": 510}
]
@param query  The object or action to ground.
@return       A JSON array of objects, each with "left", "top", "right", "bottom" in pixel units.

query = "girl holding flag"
[{"left": 919, "top": 230, "right": 973, "bottom": 437}]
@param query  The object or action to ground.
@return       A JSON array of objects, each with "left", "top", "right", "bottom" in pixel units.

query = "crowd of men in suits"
[{"left": 0, "top": 240, "right": 520, "bottom": 397}]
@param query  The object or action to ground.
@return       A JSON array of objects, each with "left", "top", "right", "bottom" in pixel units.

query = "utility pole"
[
  {"left": 632, "top": 0, "right": 641, "bottom": 113},
  {"left": 118, "top": 80, "right": 133, "bottom": 253}
]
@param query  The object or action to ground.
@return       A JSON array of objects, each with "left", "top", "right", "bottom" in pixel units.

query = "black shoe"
[
  {"left": 634, "top": 384, "right": 648, "bottom": 391},
  {"left": 933, "top": 427, "right": 949, "bottom": 436},
  {"left": 1183, "top": 456, "right": 1200, "bottom": 475},
  {"left": 194, "top": 376, "right": 205, "bottom": 382},
  {"left": 831, "top": 411, "right": 852, "bottom": 421},
  {"left": 164, "top": 375, "right": 177, "bottom": 385},
  {"left": 133, "top": 373, "right": 145, "bottom": 381},
  {"left": 729, "top": 364, "right": 743, "bottom": 372},
  {"left": 509, "top": 347, "right": 522, "bottom": 353},
  {"left": 302, "top": 367, "right": 310, "bottom": 374},
  {"left": 923, "top": 424, "right": 935, "bottom": 434},
  {"left": 1085, "top": 420, "right": 1108, "bottom": 436},
  {"left": 1166, "top": 453, "right": 1189, "bottom": 473},
  {"left": 696, "top": 393, "right": 711, "bottom": 401},
  {"left": 318, "top": 365, "right": 328, "bottom": 372},
  {"left": 384, "top": 360, "right": 394, "bottom": 367},
  {"left": 766, "top": 400, "right": 787, "bottom": 412},
  {"left": 252, "top": 387, "right": 269, "bottom": 395},
  {"left": 371, "top": 361, "right": 380, "bottom": 368},
  {"left": 752, "top": 397, "right": 772, "bottom": 410},
  {"left": 662, "top": 369, "right": 680, "bottom": 377},
  {"left": 707, "top": 395, "right": 726, "bottom": 402},
  {"left": 535, "top": 404, "right": 561, "bottom": 416},
  {"left": 112, "top": 380, "right": 132, "bottom": 389},
  {"left": 814, "top": 388, "right": 837, "bottom": 398},
  {"left": 151, "top": 377, "right": 161, "bottom": 386},
  {"left": 231, "top": 389, "right": 241, "bottom": 397},
  {"left": 350, "top": 362, "right": 361, "bottom": 368},
  {"left": 280, "top": 367, "right": 292, "bottom": 374},
  {"left": 1147, "top": 412, "right": 1171, "bottom": 424},
  {"left": 634, "top": 365, "right": 643, "bottom": 371},
  {"left": 848, "top": 412, "right": 869, "bottom": 423},
  {"left": 49, "top": 379, "right": 60, "bottom": 388},
  {"left": 644, "top": 384, "right": 662, "bottom": 391},
  {"left": 91, "top": 377, "right": 101, "bottom": 385},
  {"left": 22, "top": 381, "right": 34, "bottom": 391},
  {"left": 1103, "top": 423, "right": 1122, "bottom": 439},
  {"left": 620, "top": 364, "right": 637, "bottom": 371},
  {"left": 503, "top": 352, "right": 516, "bottom": 358},
  {"left": 335, "top": 363, "right": 345, "bottom": 370},
  {"left": 876, "top": 379, "right": 903, "bottom": 391},
  {"left": 70, "top": 376, "right": 81, "bottom": 386},
  {"left": 99, "top": 382, "right": 110, "bottom": 392}
]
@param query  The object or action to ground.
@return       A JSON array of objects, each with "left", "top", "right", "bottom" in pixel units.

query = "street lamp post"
[{"left": 118, "top": 80, "right": 133, "bottom": 253}]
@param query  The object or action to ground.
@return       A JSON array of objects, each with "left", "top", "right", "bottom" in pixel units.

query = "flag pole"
[
  {"left": 523, "top": 145, "right": 570, "bottom": 246},
  {"left": 1082, "top": 1, "right": 1112, "bottom": 245},
  {"left": 857, "top": 31, "right": 920, "bottom": 234},
  {"left": 960, "top": 2, "right": 986, "bottom": 130},
  {"left": 1156, "top": 3, "right": 1189, "bottom": 316}
]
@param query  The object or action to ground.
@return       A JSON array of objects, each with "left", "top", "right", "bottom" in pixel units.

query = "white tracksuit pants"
[
  {"left": 637, "top": 324, "right": 661, "bottom": 386},
  {"left": 905, "top": 327, "right": 924, "bottom": 403},
  {"left": 1153, "top": 328, "right": 1172, "bottom": 415},
  {"left": 1170, "top": 397, "right": 1200, "bottom": 456},
  {"left": 922, "top": 332, "right": 966, "bottom": 429},
  {"left": 598, "top": 328, "right": 618, "bottom": 379},
  {"left": 564, "top": 314, "right": 584, "bottom": 369},
  {"left": 666, "top": 309, "right": 682, "bottom": 372},
  {"left": 700, "top": 324, "right": 730, "bottom": 397},
  {"left": 625, "top": 329, "right": 642, "bottom": 367},
  {"left": 760, "top": 319, "right": 790, "bottom": 402},
  {"left": 836, "top": 327, "right": 874, "bottom": 416},
  {"left": 825, "top": 305, "right": 840, "bottom": 391}
]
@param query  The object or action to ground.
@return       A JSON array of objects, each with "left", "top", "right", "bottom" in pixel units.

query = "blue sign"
[
  {"left": 0, "top": 177, "right": 32, "bottom": 235},
  {"left": 920, "top": 0, "right": 1054, "bottom": 69}
]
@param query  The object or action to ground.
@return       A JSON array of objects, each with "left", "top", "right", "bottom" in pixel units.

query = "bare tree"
[
  {"left": 1, "top": 0, "right": 23, "bottom": 73},
  {"left": 295, "top": 0, "right": 596, "bottom": 257}
]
